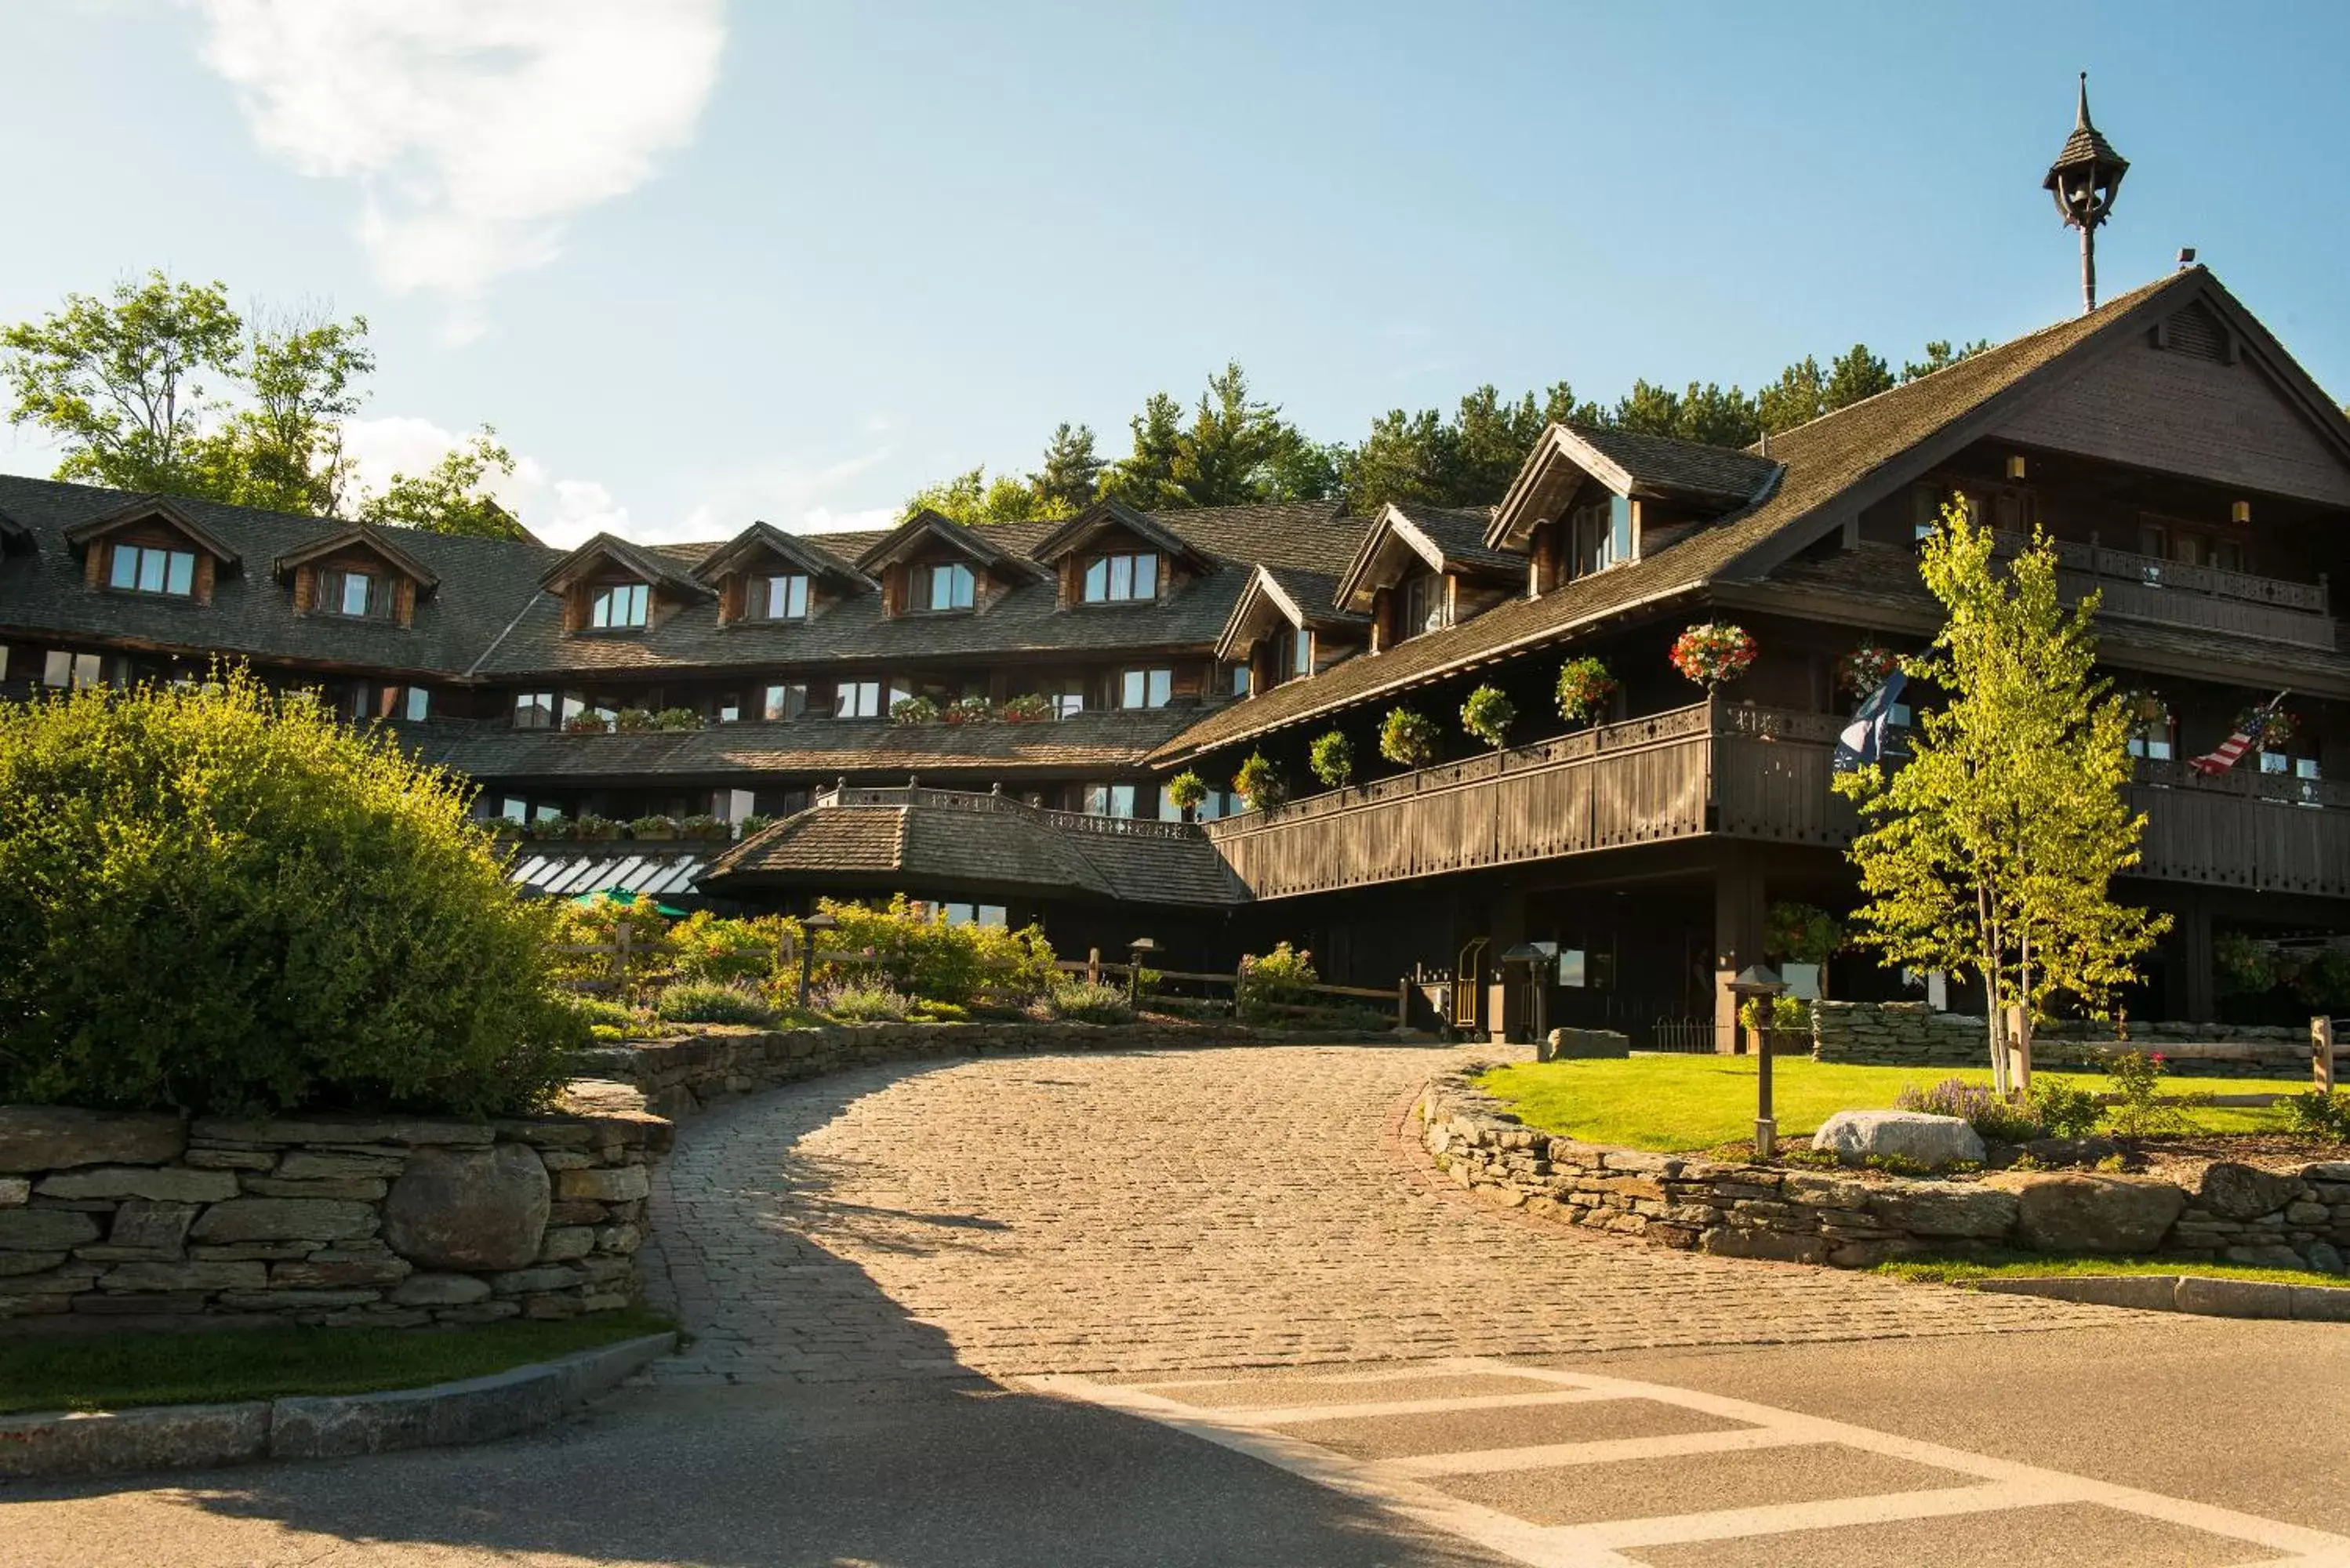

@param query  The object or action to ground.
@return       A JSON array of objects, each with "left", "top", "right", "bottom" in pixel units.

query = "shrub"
[
  {"left": 667, "top": 909, "right": 794, "bottom": 984},
  {"left": 2104, "top": 1051, "right": 2192, "bottom": 1138},
  {"left": 1459, "top": 684, "right": 1515, "bottom": 750},
  {"left": 1232, "top": 752, "right": 1287, "bottom": 809},
  {"left": 1380, "top": 707, "right": 1438, "bottom": 768},
  {"left": 890, "top": 695, "right": 939, "bottom": 725},
  {"left": 910, "top": 999, "right": 971, "bottom": 1023},
  {"left": 2285, "top": 1090, "right": 2350, "bottom": 1142},
  {"left": 563, "top": 995, "right": 640, "bottom": 1036},
  {"left": 0, "top": 673, "right": 583, "bottom": 1116},
  {"left": 1894, "top": 1078, "right": 2043, "bottom": 1143},
  {"left": 736, "top": 812, "right": 776, "bottom": 838},
  {"left": 817, "top": 982, "right": 917, "bottom": 1022},
  {"left": 1166, "top": 769, "right": 1208, "bottom": 811},
  {"left": 1763, "top": 902, "right": 1844, "bottom": 967},
  {"left": 655, "top": 706, "right": 702, "bottom": 731},
  {"left": 655, "top": 980, "right": 778, "bottom": 1027},
  {"left": 1047, "top": 981, "right": 1134, "bottom": 1025},
  {"left": 628, "top": 815, "right": 679, "bottom": 838},
  {"left": 1736, "top": 994, "right": 1813, "bottom": 1035},
  {"left": 613, "top": 707, "right": 655, "bottom": 734},
  {"left": 811, "top": 895, "right": 1058, "bottom": 1004},
  {"left": 1554, "top": 656, "right": 1616, "bottom": 726},
  {"left": 547, "top": 893, "right": 671, "bottom": 993},
  {"left": 1309, "top": 730, "right": 1353, "bottom": 789},
  {"left": 2290, "top": 949, "right": 2350, "bottom": 1011},
  {"left": 2028, "top": 1078, "right": 2106, "bottom": 1138},
  {"left": 565, "top": 711, "right": 610, "bottom": 734},
  {"left": 1237, "top": 942, "right": 1317, "bottom": 1023}
]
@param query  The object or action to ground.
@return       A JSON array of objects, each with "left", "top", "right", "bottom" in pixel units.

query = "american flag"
[{"left": 2188, "top": 690, "right": 2290, "bottom": 775}]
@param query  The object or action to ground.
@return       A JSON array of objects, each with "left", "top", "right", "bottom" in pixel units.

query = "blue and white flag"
[{"left": 1833, "top": 670, "right": 1906, "bottom": 773}]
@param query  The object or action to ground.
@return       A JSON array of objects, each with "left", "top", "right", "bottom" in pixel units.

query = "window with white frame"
[
  {"left": 108, "top": 543, "right": 196, "bottom": 597},
  {"left": 1273, "top": 626, "right": 1313, "bottom": 683},
  {"left": 1117, "top": 667, "right": 1172, "bottom": 709},
  {"left": 942, "top": 902, "right": 1008, "bottom": 928},
  {"left": 589, "top": 581, "right": 648, "bottom": 629},
  {"left": 43, "top": 650, "right": 104, "bottom": 688},
  {"left": 1404, "top": 572, "right": 1449, "bottom": 637},
  {"left": 761, "top": 573, "right": 809, "bottom": 620},
  {"left": 837, "top": 680, "right": 883, "bottom": 718},
  {"left": 1569, "top": 497, "right": 1632, "bottom": 579},
  {"left": 922, "top": 561, "right": 975, "bottom": 612},
  {"left": 1081, "top": 551, "right": 1159, "bottom": 604},
  {"left": 1229, "top": 663, "right": 1251, "bottom": 697}
]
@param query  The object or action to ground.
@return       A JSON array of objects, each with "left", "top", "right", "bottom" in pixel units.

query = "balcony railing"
[
  {"left": 811, "top": 783, "right": 1203, "bottom": 842},
  {"left": 1992, "top": 529, "right": 2334, "bottom": 649}
]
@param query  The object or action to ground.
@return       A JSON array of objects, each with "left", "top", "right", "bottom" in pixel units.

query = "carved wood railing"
[
  {"left": 1990, "top": 529, "right": 2334, "bottom": 649},
  {"left": 811, "top": 783, "right": 1204, "bottom": 842}
]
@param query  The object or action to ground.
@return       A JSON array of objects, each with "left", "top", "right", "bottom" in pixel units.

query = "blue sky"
[{"left": 4, "top": 1, "right": 2346, "bottom": 546}]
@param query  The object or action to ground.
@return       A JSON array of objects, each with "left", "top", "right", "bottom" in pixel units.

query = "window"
[
  {"left": 2126, "top": 704, "right": 2174, "bottom": 763},
  {"left": 941, "top": 902, "right": 1008, "bottom": 928},
  {"left": 1160, "top": 782, "right": 1240, "bottom": 821},
  {"left": 589, "top": 582, "right": 648, "bottom": 629},
  {"left": 1117, "top": 667, "right": 1172, "bottom": 709},
  {"left": 108, "top": 543, "right": 196, "bottom": 597},
  {"left": 1081, "top": 551, "right": 1160, "bottom": 604},
  {"left": 499, "top": 797, "right": 528, "bottom": 823},
  {"left": 405, "top": 687, "right": 430, "bottom": 722},
  {"left": 1229, "top": 664, "right": 1251, "bottom": 697},
  {"left": 1051, "top": 690, "right": 1084, "bottom": 718},
  {"left": 837, "top": 680, "right": 883, "bottom": 719},
  {"left": 1084, "top": 783, "right": 1139, "bottom": 818},
  {"left": 318, "top": 568, "right": 383, "bottom": 619},
  {"left": 761, "top": 573, "right": 810, "bottom": 620},
  {"left": 763, "top": 682, "right": 808, "bottom": 720},
  {"left": 922, "top": 561, "right": 975, "bottom": 612},
  {"left": 714, "top": 695, "right": 742, "bottom": 724},
  {"left": 1569, "top": 498, "right": 1632, "bottom": 579},
  {"left": 43, "top": 650, "right": 104, "bottom": 688},
  {"left": 513, "top": 691, "right": 557, "bottom": 729},
  {"left": 1404, "top": 573, "right": 1449, "bottom": 637},
  {"left": 1273, "top": 626, "right": 1312, "bottom": 683}
]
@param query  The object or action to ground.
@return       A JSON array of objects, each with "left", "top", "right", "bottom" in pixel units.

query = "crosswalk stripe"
[
  {"left": 1387, "top": 1425, "right": 1820, "bottom": 1475},
  {"left": 1212, "top": 1388, "right": 1626, "bottom": 1425}
]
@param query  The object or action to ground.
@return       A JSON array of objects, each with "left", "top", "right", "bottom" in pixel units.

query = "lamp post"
[
  {"left": 797, "top": 909, "right": 837, "bottom": 1010},
  {"left": 2043, "top": 72, "right": 2129, "bottom": 314},
  {"left": 1727, "top": 963, "right": 1788, "bottom": 1158},
  {"left": 1126, "top": 936, "right": 1157, "bottom": 1005}
]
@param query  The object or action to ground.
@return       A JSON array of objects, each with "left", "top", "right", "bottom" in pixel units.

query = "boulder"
[
  {"left": 553, "top": 1165, "right": 650, "bottom": 1203},
  {"left": 1992, "top": 1172, "right": 2187, "bottom": 1254},
  {"left": 2197, "top": 1162, "right": 2301, "bottom": 1221},
  {"left": 0, "top": 1107, "right": 185, "bottom": 1172},
  {"left": 188, "top": 1198, "right": 377, "bottom": 1244},
  {"left": 1864, "top": 1181, "right": 2019, "bottom": 1240},
  {"left": 2015, "top": 1136, "right": 2127, "bottom": 1168},
  {"left": 383, "top": 1145, "right": 549, "bottom": 1272},
  {"left": 1811, "top": 1111, "right": 1985, "bottom": 1168},
  {"left": 0, "top": 1208, "right": 102, "bottom": 1251}
]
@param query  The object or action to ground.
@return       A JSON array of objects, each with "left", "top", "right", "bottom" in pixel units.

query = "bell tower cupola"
[{"left": 2043, "top": 71, "right": 2130, "bottom": 314}]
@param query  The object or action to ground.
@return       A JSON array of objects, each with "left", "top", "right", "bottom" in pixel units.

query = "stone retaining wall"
[
  {"left": 584, "top": 1019, "right": 1387, "bottom": 1120},
  {"left": 0, "top": 1083, "right": 669, "bottom": 1328},
  {"left": 1420, "top": 1072, "right": 2350, "bottom": 1272},
  {"left": 1811, "top": 1000, "right": 2315, "bottom": 1077}
]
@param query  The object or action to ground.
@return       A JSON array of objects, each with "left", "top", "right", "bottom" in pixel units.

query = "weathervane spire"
[{"left": 2043, "top": 71, "right": 2130, "bottom": 314}]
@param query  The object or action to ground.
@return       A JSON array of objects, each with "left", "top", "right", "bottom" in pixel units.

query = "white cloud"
[
  {"left": 196, "top": 0, "right": 725, "bottom": 339},
  {"left": 340, "top": 416, "right": 627, "bottom": 549},
  {"left": 674, "top": 448, "right": 900, "bottom": 540}
]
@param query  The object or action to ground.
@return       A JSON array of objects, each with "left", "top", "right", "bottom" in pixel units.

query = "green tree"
[
  {"left": 1029, "top": 422, "right": 1103, "bottom": 513},
  {"left": 1823, "top": 343, "right": 1895, "bottom": 411},
  {"left": 1834, "top": 501, "right": 2169, "bottom": 1093},
  {"left": 2, "top": 271, "right": 245, "bottom": 496},
  {"left": 1756, "top": 355, "right": 1828, "bottom": 435},
  {"left": 1099, "top": 362, "right": 1329, "bottom": 509},
  {"left": 356, "top": 428, "right": 528, "bottom": 541},
  {"left": 1099, "top": 390, "right": 1188, "bottom": 509},
  {"left": 198, "top": 307, "right": 376, "bottom": 515},
  {"left": 1901, "top": 339, "right": 1991, "bottom": 383}
]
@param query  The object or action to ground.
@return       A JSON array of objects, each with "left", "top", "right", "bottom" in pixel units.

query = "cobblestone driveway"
[{"left": 642, "top": 1044, "right": 2101, "bottom": 1385}]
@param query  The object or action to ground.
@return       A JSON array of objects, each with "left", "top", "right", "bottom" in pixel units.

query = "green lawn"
[
  {"left": 1878, "top": 1253, "right": 2343, "bottom": 1288},
  {"left": 1475, "top": 1056, "right": 2310, "bottom": 1153},
  {"left": 0, "top": 1308, "right": 674, "bottom": 1414}
]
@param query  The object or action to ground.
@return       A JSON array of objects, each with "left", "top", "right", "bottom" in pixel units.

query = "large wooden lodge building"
[{"left": 8, "top": 262, "right": 2350, "bottom": 1046}]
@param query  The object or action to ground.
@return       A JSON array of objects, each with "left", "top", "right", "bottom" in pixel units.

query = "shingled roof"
[{"left": 1153, "top": 268, "right": 2209, "bottom": 765}]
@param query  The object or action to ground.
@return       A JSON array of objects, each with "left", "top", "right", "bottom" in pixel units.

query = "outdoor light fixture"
[
  {"left": 2007, "top": 454, "right": 2028, "bottom": 481},
  {"left": 2232, "top": 500, "right": 2253, "bottom": 525},
  {"left": 1126, "top": 936, "right": 1157, "bottom": 1003},
  {"left": 797, "top": 910, "right": 838, "bottom": 1009},
  {"left": 1727, "top": 963, "right": 1789, "bottom": 1157},
  {"left": 2044, "top": 72, "right": 2129, "bottom": 314}
]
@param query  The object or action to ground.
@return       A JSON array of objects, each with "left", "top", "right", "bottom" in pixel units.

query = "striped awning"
[{"left": 509, "top": 851, "right": 710, "bottom": 898}]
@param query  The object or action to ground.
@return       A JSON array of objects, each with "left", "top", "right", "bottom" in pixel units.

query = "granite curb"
[
  {"left": 0, "top": 1330, "right": 674, "bottom": 1480},
  {"left": 1974, "top": 1276, "right": 2350, "bottom": 1322}
]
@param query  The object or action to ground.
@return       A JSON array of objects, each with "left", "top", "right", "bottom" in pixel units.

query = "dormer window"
[
  {"left": 1404, "top": 573, "right": 1450, "bottom": 637},
  {"left": 1569, "top": 496, "right": 1633, "bottom": 579},
  {"left": 922, "top": 562, "right": 975, "bottom": 612},
  {"left": 108, "top": 543, "right": 196, "bottom": 598},
  {"left": 590, "top": 582, "right": 649, "bottom": 630},
  {"left": 1082, "top": 552, "right": 1159, "bottom": 604},
  {"left": 318, "top": 567, "right": 388, "bottom": 619},
  {"left": 761, "top": 572, "right": 810, "bottom": 621},
  {"left": 1274, "top": 626, "right": 1313, "bottom": 683}
]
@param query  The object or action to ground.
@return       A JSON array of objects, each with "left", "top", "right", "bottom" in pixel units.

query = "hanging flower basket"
[
  {"left": 1834, "top": 640, "right": 1900, "bottom": 696},
  {"left": 2238, "top": 704, "right": 2300, "bottom": 748},
  {"left": 1554, "top": 656, "right": 1617, "bottom": 727},
  {"left": 2122, "top": 688, "right": 2169, "bottom": 724},
  {"left": 1669, "top": 622, "right": 1756, "bottom": 691}
]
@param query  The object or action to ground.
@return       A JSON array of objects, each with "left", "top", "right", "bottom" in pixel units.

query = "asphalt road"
[{"left": 6, "top": 1313, "right": 2346, "bottom": 1567}]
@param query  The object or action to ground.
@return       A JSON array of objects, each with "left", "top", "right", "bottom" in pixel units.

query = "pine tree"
[{"left": 1030, "top": 423, "right": 1102, "bottom": 513}]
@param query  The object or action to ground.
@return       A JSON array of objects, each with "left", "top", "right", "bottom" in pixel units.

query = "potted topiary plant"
[
  {"left": 1554, "top": 655, "right": 1617, "bottom": 728},
  {"left": 1460, "top": 684, "right": 1515, "bottom": 750},
  {"left": 1002, "top": 693, "right": 1052, "bottom": 724},
  {"left": 1380, "top": 706, "right": 1438, "bottom": 768},
  {"left": 1232, "top": 752, "right": 1287, "bottom": 810},
  {"left": 1670, "top": 622, "right": 1757, "bottom": 691},
  {"left": 890, "top": 695, "right": 939, "bottom": 725},
  {"left": 1166, "top": 768, "right": 1208, "bottom": 815},
  {"left": 629, "top": 814, "right": 678, "bottom": 840},
  {"left": 1309, "top": 729, "right": 1353, "bottom": 789}
]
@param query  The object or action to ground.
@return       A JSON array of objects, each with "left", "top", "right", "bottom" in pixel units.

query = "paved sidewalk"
[{"left": 641, "top": 1043, "right": 2103, "bottom": 1385}]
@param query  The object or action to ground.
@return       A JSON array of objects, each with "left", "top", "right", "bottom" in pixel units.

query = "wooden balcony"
[
  {"left": 1204, "top": 699, "right": 2350, "bottom": 902},
  {"left": 1993, "top": 530, "right": 2335, "bottom": 650}
]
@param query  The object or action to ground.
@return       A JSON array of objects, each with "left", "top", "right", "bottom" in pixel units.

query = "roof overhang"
[
  {"left": 271, "top": 522, "right": 441, "bottom": 594},
  {"left": 1487, "top": 425, "right": 1780, "bottom": 551},
  {"left": 1333, "top": 504, "right": 1455, "bottom": 613},
  {"left": 1028, "top": 498, "right": 1211, "bottom": 574},
  {"left": 691, "top": 521, "right": 874, "bottom": 595},
  {"left": 61, "top": 495, "right": 242, "bottom": 571},
  {"left": 1214, "top": 565, "right": 1310, "bottom": 663},
  {"left": 540, "top": 532, "right": 712, "bottom": 599}
]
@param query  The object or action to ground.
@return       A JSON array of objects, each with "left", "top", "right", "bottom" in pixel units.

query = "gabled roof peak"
[
  {"left": 1028, "top": 498, "right": 1211, "bottom": 572},
  {"left": 691, "top": 519, "right": 875, "bottom": 593},
  {"left": 540, "top": 530, "right": 712, "bottom": 598},
  {"left": 852, "top": 508, "right": 1048, "bottom": 581},
  {"left": 271, "top": 521, "right": 441, "bottom": 593},
  {"left": 60, "top": 493, "right": 242, "bottom": 568}
]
